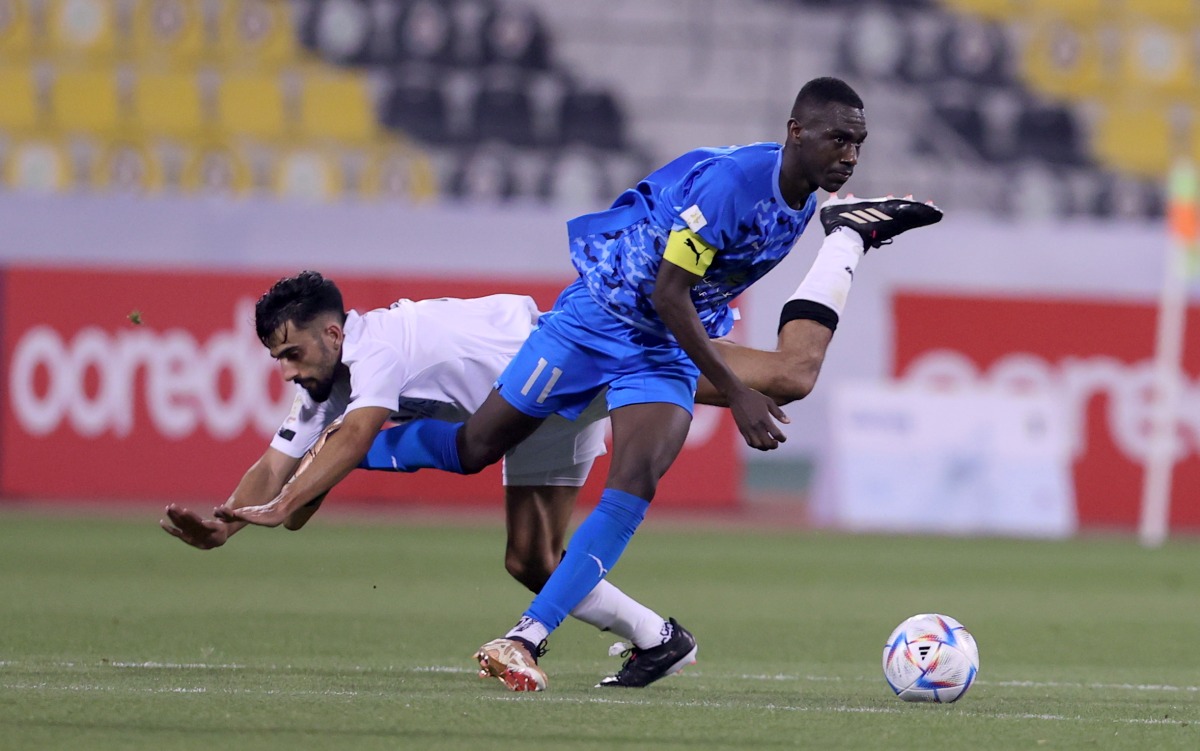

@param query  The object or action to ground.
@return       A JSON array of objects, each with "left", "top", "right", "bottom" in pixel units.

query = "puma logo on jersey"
[{"left": 684, "top": 237, "right": 706, "bottom": 265}]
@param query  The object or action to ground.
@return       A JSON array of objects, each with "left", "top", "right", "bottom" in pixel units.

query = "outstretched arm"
[
  {"left": 160, "top": 446, "right": 300, "bottom": 550},
  {"left": 216, "top": 406, "right": 392, "bottom": 528},
  {"left": 696, "top": 318, "right": 833, "bottom": 407}
]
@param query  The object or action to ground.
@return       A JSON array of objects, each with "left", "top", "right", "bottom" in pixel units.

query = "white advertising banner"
[{"left": 822, "top": 382, "right": 1077, "bottom": 538}]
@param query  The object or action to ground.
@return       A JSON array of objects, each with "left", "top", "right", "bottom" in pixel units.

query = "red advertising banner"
[
  {"left": 893, "top": 291, "right": 1200, "bottom": 531},
  {"left": 0, "top": 266, "right": 741, "bottom": 510}
]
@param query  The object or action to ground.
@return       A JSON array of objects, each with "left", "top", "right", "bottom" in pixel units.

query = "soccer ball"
[{"left": 882, "top": 613, "right": 979, "bottom": 703}]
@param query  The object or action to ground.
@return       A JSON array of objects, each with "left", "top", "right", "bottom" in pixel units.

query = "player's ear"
[
  {"left": 786, "top": 118, "right": 803, "bottom": 144},
  {"left": 322, "top": 319, "right": 344, "bottom": 348}
]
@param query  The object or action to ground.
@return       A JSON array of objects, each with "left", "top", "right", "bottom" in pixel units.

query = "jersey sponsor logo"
[
  {"left": 681, "top": 204, "right": 708, "bottom": 233},
  {"left": 277, "top": 428, "right": 296, "bottom": 441}
]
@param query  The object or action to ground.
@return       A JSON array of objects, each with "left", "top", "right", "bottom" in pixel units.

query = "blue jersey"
[{"left": 566, "top": 142, "right": 816, "bottom": 339}]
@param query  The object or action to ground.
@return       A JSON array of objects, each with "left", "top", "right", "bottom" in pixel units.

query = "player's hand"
[
  {"left": 214, "top": 497, "right": 293, "bottom": 528},
  {"left": 160, "top": 504, "right": 231, "bottom": 550},
  {"left": 727, "top": 386, "right": 789, "bottom": 451}
]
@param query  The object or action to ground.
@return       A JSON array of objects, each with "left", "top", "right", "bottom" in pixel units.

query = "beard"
[{"left": 303, "top": 375, "right": 336, "bottom": 403}]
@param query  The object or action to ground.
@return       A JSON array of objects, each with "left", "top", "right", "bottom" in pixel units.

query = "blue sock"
[
  {"left": 524, "top": 489, "right": 649, "bottom": 632},
  {"left": 359, "top": 420, "right": 464, "bottom": 473}
]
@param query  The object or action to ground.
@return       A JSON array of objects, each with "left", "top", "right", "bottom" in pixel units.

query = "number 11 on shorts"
[{"left": 519, "top": 358, "right": 563, "bottom": 404}]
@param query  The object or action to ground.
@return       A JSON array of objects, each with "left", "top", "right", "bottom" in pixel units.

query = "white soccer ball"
[{"left": 882, "top": 613, "right": 979, "bottom": 703}]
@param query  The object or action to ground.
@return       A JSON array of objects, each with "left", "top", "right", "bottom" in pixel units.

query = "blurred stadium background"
[{"left": 1, "top": 0, "right": 1198, "bottom": 538}]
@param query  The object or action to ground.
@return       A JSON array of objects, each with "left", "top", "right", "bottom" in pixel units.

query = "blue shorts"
[{"left": 496, "top": 278, "right": 699, "bottom": 420}]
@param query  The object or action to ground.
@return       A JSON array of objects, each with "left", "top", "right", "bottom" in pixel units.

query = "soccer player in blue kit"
[{"left": 223, "top": 76, "right": 942, "bottom": 691}]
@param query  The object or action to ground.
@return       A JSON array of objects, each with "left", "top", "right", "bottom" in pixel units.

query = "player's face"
[
  {"left": 266, "top": 319, "right": 343, "bottom": 402},
  {"left": 786, "top": 102, "right": 868, "bottom": 196}
]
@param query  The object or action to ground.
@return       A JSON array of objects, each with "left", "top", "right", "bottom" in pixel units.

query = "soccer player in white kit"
[{"left": 162, "top": 271, "right": 688, "bottom": 685}]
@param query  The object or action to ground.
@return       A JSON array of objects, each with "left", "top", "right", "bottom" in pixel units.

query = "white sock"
[
  {"left": 570, "top": 579, "right": 669, "bottom": 649},
  {"left": 789, "top": 227, "right": 865, "bottom": 316},
  {"left": 506, "top": 615, "right": 549, "bottom": 646}
]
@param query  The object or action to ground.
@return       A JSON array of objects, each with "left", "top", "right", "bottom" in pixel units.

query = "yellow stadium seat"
[
  {"left": 358, "top": 141, "right": 437, "bottom": 201},
  {"left": 1020, "top": 19, "right": 1105, "bottom": 101},
  {"left": 273, "top": 146, "right": 340, "bottom": 201},
  {"left": 133, "top": 70, "right": 205, "bottom": 138},
  {"left": 298, "top": 73, "right": 378, "bottom": 142},
  {"left": 1030, "top": 0, "right": 1110, "bottom": 22},
  {"left": 214, "top": 0, "right": 300, "bottom": 66},
  {"left": 180, "top": 140, "right": 253, "bottom": 195},
  {"left": 3, "top": 139, "right": 70, "bottom": 193},
  {"left": 0, "top": 67, "right": 41, "bottom": 132},
  {"left": 129, "top": 0, "right": 206, "bottom": 63},
  {"left": 938, "top": 0, "right": 1022, "bottom": 21},
  {"left": 215, "top": 72, "right": 286, "bottom": 139},
  {"left": 50, "top": 67, "right": 121, "bottom": 134},
  {"left": 47, "top": 0, "right": 117, "bottom": 58},
  {"left": 1114, "top": 24, "right": 1193, "bottom": 100},
  {"left": 97, "top": 139, "right": 163, "bottom": 194},
  {"left": 0, "top": 0, "right": 38, "bottom": 58},
  {"left": 1092, "top": 105, "right": 1173, "bottom": 179},
  {"left": 1115, "top": 0, "right": 1199, "bottom": 25}
]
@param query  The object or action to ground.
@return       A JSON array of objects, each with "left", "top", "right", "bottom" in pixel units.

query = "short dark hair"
[
  {"left": 255, "top": 270, "right": 345, "bottom": 345},
  {"left": 790, "top": 77, "right": 864, "bottom": 120}
]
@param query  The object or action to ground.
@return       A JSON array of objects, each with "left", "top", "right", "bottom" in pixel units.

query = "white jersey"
[{"left": 270, "top": 294, "right": 607, "bottom": 486}]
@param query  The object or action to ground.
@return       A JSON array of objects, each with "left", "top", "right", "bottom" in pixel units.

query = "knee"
[
  {"left": 605, "top": 466, "right": 662, "bottom": 501},
  {"left": 505, "top": 549, "right": 556, "bottom": 593}
]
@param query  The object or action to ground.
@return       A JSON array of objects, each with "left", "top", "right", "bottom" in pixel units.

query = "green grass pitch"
[{"left": 1, "top": 509, "right": 1197, "bottom": 750}]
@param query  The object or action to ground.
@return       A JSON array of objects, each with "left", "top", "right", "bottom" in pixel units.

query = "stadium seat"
[
  {"left": 928, "top": 97, "right": 989, "bottom": 161},
  {"left": 214, "top": 0, "right": 299, "bottom": 66},
  {"left": 215, "top": 72, "right": 286, "bottom": 140},
  {"left": 97, "top": 139, "right": 162, "bottom": 194},
  {"left": 129, "top": 0, "right": 206, "bottom": 63},
  {"left": 47, "top": 0, "right": 117, "bottom": 58},
  {"left": 0, "top": 66, "right": 41, "bottom": 133},
  {"left": 836, "top": 6, "right": 912, "bottom": 81},
  {"left": 1013, "top": 102, "right": 1087, "bottom": 167},
  {"left": 447, "top": 0, "right": 494, "bottom": 68},
  {"left": 297, "top": 0, "right": 374, "bottom": 64},
  {"left": 935, "top": 17, "right": 1011, "bottom": 86},
  {"left": 132, "top": 70, "right": 205, "bottom": 139},
  {"left": 3, "top": 139, "right": 70, "bottom": 193},
  {"left": 49, "top": 67, "right": 122, "bottom": 135},
  {"left": 273, "top": 147, "right": 339, "bottom": 201},
  {"left": 1019, "top": 20, "right": 1105, "bottom": 101},
  {"left": 1027, "top": 0, "right": 1110, "bottom": 22},
  {"left": 938, "top": 0, "right": 1021, "bottom": 21},
  {"left": 448, "top": 146, "right": 517, "bottom": 201},
  {"left": 1092, "top": 104, "right": 1173, "bottom": 179},
  {"left": 379, "top": 69, "right": 456, "bottom": 144},
  {"left": 180, "top": 140, "right": 253, "bottom": 195},
  {"left": 298, "top": 72, "right": 379, "bottom": 142},
  {"left": 480, "top": 2, "right": 550, "bottom": 70},
  {"left": 357, "top": 141, "right": 438, "bottom": 200},
  {"left": 1115, "top": 0, "right": 1199, "bottom": 25},
  {"left": 1113, "top": 24, "right": 1193, "bottom": 100},
  {"left": 1089, "top": 173, "right": 1166, "bottom": 219},
  {"left": 540, "top": 147, "right": 610, "bottom": 209},
  {"left": 394, "top": 0, "right": 455, "bottom": 65},
  {"left": 472, "top": 68, "right": 536, "bottom": 146},
  {"left": 559, "top": 90, "right": 625, "bottom": 151},
  {"left": 0, "top": 0, "right": 37, "bottom": 59}
]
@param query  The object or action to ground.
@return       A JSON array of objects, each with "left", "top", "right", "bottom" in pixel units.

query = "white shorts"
[{"left": 501, "top": 395, "right": 608, "bottom": 487}]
